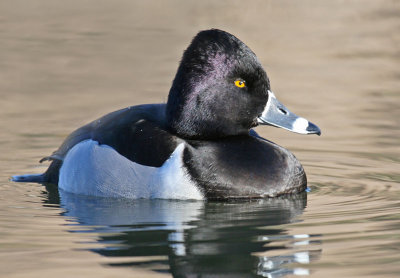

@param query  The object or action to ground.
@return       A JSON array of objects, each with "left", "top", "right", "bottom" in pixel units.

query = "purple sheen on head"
[
  {"left": 189, "top": 53, "right": 234, "bottom": 96},
  {"left": 166, "top": 29, "right": 269, "bottom": 139}
]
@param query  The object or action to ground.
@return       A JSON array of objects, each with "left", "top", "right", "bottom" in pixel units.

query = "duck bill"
[{"left": 257, "top": 91, "right": 321, "bottom": 135}]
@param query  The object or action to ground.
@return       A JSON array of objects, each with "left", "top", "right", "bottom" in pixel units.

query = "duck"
[{"left": 12, "top": 29, "right": 321, "bottom": 200}]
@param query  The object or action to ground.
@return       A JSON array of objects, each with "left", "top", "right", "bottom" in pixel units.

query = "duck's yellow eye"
[{"left": 234, "top": 80, "right": 246, "bottom": 88}]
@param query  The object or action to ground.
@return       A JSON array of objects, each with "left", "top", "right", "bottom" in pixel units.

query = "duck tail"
[{"left": 11, "top": 173, "right": 46, "bottom": 183}]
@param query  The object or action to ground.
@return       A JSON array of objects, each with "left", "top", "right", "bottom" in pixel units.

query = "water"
[{"left": 1, "top": 0, "right": 399, "bottom": 277}]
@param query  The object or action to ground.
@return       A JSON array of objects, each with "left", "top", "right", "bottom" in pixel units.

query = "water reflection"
[{"left": 46, "top": 187, "right": 321, "bottom": 277}]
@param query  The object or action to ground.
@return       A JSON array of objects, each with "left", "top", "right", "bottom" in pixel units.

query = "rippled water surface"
[{"left": 1, "top": 1, "right": 399, "bottom": 277}]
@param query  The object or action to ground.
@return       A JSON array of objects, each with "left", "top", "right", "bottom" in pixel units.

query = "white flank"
[
  {"left": 59, "top": 140, "right": 204, "bottom": 200},
  {"left": 149, "top": 143, "right": 204, "bottom": 200}
]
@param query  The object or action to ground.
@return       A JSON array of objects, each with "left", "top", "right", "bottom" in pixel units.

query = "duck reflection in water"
[{"left": 45, "top": 187, "right": 321, "bottom": 278}]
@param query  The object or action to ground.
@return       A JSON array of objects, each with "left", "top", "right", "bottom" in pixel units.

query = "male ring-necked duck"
[{"left": 13, "top": 29, "right": 321, "bottom": 200}]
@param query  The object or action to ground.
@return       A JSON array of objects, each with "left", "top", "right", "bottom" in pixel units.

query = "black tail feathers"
[{"left": 11, "top": 174, "right": 46, "bottom": 183}]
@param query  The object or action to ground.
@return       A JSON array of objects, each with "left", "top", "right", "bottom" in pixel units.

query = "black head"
[{"left": 166, "top": 29, "right": 270, "bottom": 139}]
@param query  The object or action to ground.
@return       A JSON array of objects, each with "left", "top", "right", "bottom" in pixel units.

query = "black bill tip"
[{"left": 306, "top": 122, "right": 321, "bottom": 136}]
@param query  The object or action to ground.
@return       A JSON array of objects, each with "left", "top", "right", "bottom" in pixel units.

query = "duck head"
[{"left": 166, "top": 29, "right": 321, "bottom": 139}]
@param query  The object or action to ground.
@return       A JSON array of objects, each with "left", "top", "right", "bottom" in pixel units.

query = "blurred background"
[{"left": 1, "top": 1, "right": 399, "bottom": 277}]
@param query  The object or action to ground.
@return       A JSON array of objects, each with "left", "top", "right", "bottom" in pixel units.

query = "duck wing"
[{"left": 40, "top": 103, "right": 180, "bottom": 184}]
